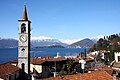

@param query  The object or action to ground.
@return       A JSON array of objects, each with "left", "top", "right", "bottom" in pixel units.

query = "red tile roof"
[
  {"left": 47, "top": 57, "right": 67, "bottom": 62},
  {"left": 30, "top": 58, "right": 46, "bottom": 65},
  {"left": 89, "top": 65, "right": 113, "bottom": 71},
  {"left": 99, "top": 50, "right": 109, "bottom": 53},
  {"left": 11, "top": 57, "right": 94, "bottom": 65},
  {"left": 88, "top": 65, "right": 120, "bottom": 76},
  {"left": 40, "top": 70, "right": 113, "bottom": 80},
  {"left": 31, "top": 57, "right": 67, "bottom": 64},
  {"left": 0, "top": 63, "right": 19, "bottom": 79},
  {"left": 68, "top": 57, "right": 94, "bottom": 63}
]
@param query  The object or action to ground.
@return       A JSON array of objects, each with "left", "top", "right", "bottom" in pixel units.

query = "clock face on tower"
[{"left": 19, "top": 35, "right": 27, "bottom": 42}]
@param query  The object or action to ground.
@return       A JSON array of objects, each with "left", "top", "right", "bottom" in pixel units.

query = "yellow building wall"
[{"left": 30, "top": 64, "right": 42, "bottom": 73}]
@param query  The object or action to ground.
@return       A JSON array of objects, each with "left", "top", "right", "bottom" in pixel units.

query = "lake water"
[{"left": 0, "top": 48, "right": 86, "bottom": 64}]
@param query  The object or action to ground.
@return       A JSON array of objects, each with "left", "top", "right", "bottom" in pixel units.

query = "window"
[
  {"left": 21, "top": 48, "right": 25, "bottom": 51},
  {"left": 14, "top": 73, "right": 16, "bottom": 79},
  {"left": 118, "top": 56, "right": 120, "bottom": 62},
  {"left": 21, "top": 23, "right": 26, "bottom": 33},
  {"left": 9, "top": 75, "right": 11, "bottom": 80},
  {"left": 21, "top": 63, "right": 25, "bottom": 73}
]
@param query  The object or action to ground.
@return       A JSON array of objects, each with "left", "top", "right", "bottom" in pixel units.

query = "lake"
[{"left": 0, "top": 48, "right": 87, "bottom": 64}]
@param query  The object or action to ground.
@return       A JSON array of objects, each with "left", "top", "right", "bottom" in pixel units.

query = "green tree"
[
  {"left": 59, "top": 60, "right": 73, "bottom": 75},
  {"left": 66, "top": 60, "right": 73, "bottom": 74},
  {"left": 89, "top": 33, "right": 120, "bottom": 62},
  {"left": 59, "top": 70, "right": 67, "bottom": 76}
]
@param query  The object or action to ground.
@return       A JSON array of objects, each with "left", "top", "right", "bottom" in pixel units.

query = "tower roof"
[{"left": 22, "top": 5, "right": 28, "bottom": 20}]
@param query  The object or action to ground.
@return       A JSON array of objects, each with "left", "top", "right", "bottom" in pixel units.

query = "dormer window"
[{"left": 21, "top": 23, "right": 26, "bottom": 33}]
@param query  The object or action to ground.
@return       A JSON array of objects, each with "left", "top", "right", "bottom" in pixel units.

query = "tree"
[
  {"left": 108, "top": 50, "right": 114, "bottom": 62},
  {"left": 59, "top": 70, "right": 67, "bottom": 76},
  {"left": 95, "top": 53, "right": 102, "bottom": 62},
  {"left": 66, "top": 60, "right": 73, "bottom": 74},
  {"left": 89, "top": 33, "right": 120, "bottom": 62},
  {"left": 59, "top": 60, "right": 73, "bottom": 75}
]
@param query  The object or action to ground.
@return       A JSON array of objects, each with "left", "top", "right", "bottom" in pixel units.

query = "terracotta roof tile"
[
  {"left": 89, "top": 65, "right": 113, "bottom": 71},
  {"left": 40, "top": 70, "right": 113, "bottom": 80},
  {"left": 30, "top": 57, "right": 67, "bottom": 64},
  {"left": 31, "top": 58, "right": 46, "bottom": 65},
  {"left": 47, "top": 58, "right": 67, "bottom": 62},
  {"left": 0, "top": 63, "right": 19, "bottom": 79},
  {"left": 11, "top": 57, "right": 93, "bottom": 65},
  {"left": 67, "top": 57, "right": 94, "bottom": 63},
  {"left": 99, "top": 50, "right": 109, "bottom": 53}
]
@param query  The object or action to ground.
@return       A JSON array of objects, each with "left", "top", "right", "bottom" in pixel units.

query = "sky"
[{"left": 0, "top": 0, "right": 120, "bottom": 40}]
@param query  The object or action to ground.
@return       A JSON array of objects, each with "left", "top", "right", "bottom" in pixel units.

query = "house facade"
[{"left": 0, "top": 63, "right": 20, "bottom": 80}]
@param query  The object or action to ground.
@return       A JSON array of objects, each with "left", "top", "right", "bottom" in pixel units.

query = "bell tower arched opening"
[{"left": 21, "top": 23, "right": 26, "bottom": 33}]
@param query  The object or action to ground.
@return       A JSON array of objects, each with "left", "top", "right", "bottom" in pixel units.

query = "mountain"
[
  {"left": 31, "top": 39, "right": 67, "bottom": 47},
  {"left": 68, "top": 38, "right": 95, "bottom": 48},
  {"left": 0, "top": 36, "right": 68, "bottom": 48},
  {"left": 60, "top": 35, "right": 103, "bottom": 45},
  {"left": 0, "top": 36, "right": 99, "bottom": 48},
  {"left": 90, "top": 35, "right": 104, "bottom": 43},
  {"left": 31, "top": 36, "right": 68, "bottom": 47},
  {"left": 0, "top": 38, "right": 18, "bottom": 48}
]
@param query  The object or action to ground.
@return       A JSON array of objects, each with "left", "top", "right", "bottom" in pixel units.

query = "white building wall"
[
  {"left": 90, "top": 51, "right": 99, "bottom": 55},
  {"left": 101, "top": 53, "right": 104, "bottom": 59},
  {"left": 115, "top": 52, "right": 120, "bottom": 62},
  {"left": 11, "top": 63, "right": 17, "bottom": 66}
]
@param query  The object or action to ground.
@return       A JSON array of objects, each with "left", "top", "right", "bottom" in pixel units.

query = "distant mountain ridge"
[
  {"left": 68, "top": 38, "right": 95, "bottom": 48},
  {"left": 31, "top": 36, "right": 67, "bottom": 47},
  {"left": 0, "top": 37, "right": 68, "bottom": 48},
  {"left": 0, "top": 36, "right": 97, "bottom": 48},
  {"left": 0, "top": 38, "right": 18, "bottom": 48},
  {"left": 31, "top": 39, "right": 68, "bottom": 47}
]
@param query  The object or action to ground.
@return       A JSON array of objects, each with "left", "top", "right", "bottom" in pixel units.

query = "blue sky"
[{"left": 0, "top": 0, "right": 120, "bottom": 39}]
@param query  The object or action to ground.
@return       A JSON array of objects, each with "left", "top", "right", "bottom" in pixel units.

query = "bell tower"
[{"left": 18, "top": 5, "right": 31, "bottom": 79}]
